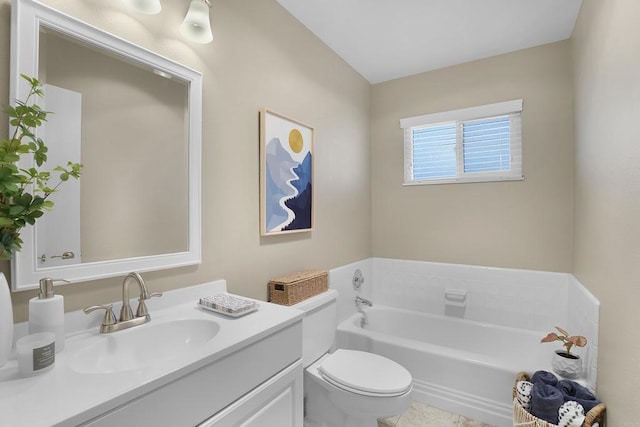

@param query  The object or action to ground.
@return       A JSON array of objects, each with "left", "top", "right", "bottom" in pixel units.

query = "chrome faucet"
[
  {"left": 120, "top": 272, "right": 162, "bottom": 321},
  {"left": 355, "top": 296, "right": 372, "bottom": 327},
  {"left": 83, "top": 272, "right": 162, "bottom": 334}
]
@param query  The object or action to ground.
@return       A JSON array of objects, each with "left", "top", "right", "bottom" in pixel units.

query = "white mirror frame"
[{"left": 9, "top": 0, "right": 202, "bottom": 291}]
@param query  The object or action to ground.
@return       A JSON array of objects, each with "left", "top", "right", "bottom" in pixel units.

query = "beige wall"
[
  {"left": 572, "top": 0, "right": 640, "bottom": 423},
  {"left": 0, "top": 0, "right": 372, "bottom": 321},
  {"left": 371, "top": 41, "right": 574, "bottom": 272}
]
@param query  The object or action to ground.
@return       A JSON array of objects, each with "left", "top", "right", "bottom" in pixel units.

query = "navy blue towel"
[
  {"left": 530, "top": 383, "right": 564, "bottom": 425},
  {"left": 558, "top": 380, "right": 601, "bottom": 413},
  {"left": 532, "top": 370, "right": 559, "bottom": 387}
]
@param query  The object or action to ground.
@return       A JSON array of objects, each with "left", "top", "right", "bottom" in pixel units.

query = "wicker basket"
[
  {"left": 268, "top": 269, "right": 328, "bottom": 305},
  {"left": 512, "top": 372, "right": 606, "bottom": 427}
]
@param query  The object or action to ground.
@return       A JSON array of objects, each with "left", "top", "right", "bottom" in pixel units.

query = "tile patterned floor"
[{"left": 378, "top": 402, "right": 492, "bottom": 427}]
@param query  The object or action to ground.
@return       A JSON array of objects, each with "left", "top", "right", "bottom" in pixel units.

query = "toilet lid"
[{"left": 318, "top": 349, "right": 412, "bottom": 396}]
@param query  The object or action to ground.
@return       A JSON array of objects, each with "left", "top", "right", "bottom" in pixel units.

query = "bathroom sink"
[{"left": 69, "top": 318, "right": 220, "bottom": 374}]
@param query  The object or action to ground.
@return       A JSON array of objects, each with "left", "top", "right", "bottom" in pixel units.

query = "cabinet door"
[
  {"left": 239, "top": 386, "right": 296, "bottom": 427},
  {"left": 199, "top": 360, "right": 303, "bottom": 427}
]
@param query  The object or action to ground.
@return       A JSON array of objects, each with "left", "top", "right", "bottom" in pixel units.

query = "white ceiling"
[{"left": 276, "top": 0, "right": 583, "bottom": 84}]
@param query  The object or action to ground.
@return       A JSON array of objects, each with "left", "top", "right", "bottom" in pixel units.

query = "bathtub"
[{"left": 336, "top": 305, "right": 551, "bottom": 427}]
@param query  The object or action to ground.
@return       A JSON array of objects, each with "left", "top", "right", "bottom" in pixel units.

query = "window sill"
[{"left": 403, "top": 174, "right": 524, "bottom": 186}]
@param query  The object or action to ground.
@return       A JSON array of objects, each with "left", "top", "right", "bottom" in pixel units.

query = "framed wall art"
[{"left": 260, "top": 109, "right": 314, "bottom": 236}]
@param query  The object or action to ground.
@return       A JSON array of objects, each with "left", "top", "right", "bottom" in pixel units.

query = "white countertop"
[{"left": 0, "top": 280, "right": 303, "bottom": 427}]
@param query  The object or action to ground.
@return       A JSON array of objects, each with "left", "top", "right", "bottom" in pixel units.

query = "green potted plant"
[
  {"left": 0, "top": 74, "right": 81, "bottom": 260},
  {"left": 541, "top": 326, "right": 587, "bottom": 378}
]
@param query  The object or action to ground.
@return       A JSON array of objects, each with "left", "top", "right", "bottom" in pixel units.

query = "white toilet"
[{"left": 292, "top": 289, "right": 413, "bottom": 427}]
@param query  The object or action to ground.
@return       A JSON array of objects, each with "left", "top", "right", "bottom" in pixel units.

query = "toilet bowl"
[
  {"left": 292, "top": 289, "right": 413, "bottom": 427},
  {"left": 304, "top": 349, "right": 413, "bottom": 427}
]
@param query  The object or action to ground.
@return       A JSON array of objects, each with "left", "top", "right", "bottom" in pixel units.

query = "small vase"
[
  {"left": 551, "top": 350, "right": 582, "bottom": 378},
  {"left": 0, "top": 272, "right": 14, "bottom": 368}
]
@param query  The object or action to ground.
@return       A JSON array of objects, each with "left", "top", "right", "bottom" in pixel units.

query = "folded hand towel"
[
  {"left": 530, "top": 383, "right": 564, "bottom": 424},
  {"left": 516, "top": 380, "right": 533, "bottom": 410},
  {"left": 558, "top": 401, "right": 586, "bottom": 427},
  {"left": 557, "top": 380, "right": 601, "bottom": 413},
  {"left": 532, "top": 370, "right": 559, "bottom": 387}
]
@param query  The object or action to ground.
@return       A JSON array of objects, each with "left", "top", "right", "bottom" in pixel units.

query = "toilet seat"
[{"left": 317, "top": 349, "right": 412, "bottom": 397}]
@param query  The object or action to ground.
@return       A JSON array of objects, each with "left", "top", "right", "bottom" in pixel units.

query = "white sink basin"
[{"left": 69, "top": 318, "right": 220, "bottom": 374}]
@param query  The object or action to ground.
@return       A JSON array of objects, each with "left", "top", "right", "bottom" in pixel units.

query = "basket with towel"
[{"left": 512, "top": 371, "right": 606, "bottom": 427}]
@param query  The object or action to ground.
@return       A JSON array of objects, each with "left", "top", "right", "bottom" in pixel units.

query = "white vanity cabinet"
[
  {"left": 199, "top": 360, "right": 303, "bottom": 427},
  {"left": 0, "top": 281, "right": 304, "bottom": 427},
  {"left": 79, "top": 322, "right": 303, "bottom": 427}
]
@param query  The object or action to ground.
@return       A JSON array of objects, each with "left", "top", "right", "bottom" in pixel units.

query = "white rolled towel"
[
  {"left": 558, "top": 400, "right": 586, "bottom": 427},
  {"left": 516, "top": 380, "right": 533, "bottom": 410}
]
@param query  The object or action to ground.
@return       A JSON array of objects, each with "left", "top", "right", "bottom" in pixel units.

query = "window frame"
[{"left": 400, "top": 99, "right": 524, "bottom": 186}]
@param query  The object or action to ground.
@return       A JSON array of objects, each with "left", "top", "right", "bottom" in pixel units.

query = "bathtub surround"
[
  {"left": 327, "top": 258, "right": 374, "bottom": 325},
  {"left": 370, "top": 258, "right": 599, "bottom": 390},
  {"left": 329, "top": 258, "right": 599, "bottom": 427}
]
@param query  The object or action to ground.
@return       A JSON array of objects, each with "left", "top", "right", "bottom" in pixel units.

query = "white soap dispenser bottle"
[{"left": 29, "top": 278, "right": 68, "bottom": 353}]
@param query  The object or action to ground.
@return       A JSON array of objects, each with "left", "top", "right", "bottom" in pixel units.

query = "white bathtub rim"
[{"left": 338, "top": 305, "right": 553, "bottom": 374}]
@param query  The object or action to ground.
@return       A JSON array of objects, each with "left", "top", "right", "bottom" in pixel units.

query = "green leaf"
[
  {"left": 0, "top": 182, "right": 20, "bottom": 193},
  {"left": 9, "top": 205, "right": 25, "bottom": 215},
  {"left": 0, "top": 74, "right": 82, "bottom": 249},
  {"left": 15, "top": 193, "right": 33, "bottom": 206}
]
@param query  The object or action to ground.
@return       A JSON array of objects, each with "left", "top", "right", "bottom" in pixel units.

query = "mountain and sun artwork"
[{"left": 260, "top": 109, "right": 314, "bottom": 235}]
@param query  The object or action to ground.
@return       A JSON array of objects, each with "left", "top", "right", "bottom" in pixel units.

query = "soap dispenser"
[{"left": 29, "top": 278, "right": 68, "bottom": 353}]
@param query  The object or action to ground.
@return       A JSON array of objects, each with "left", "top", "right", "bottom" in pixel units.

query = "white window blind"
[{"left": 401, "top": 99, "right": 523, "bottom": 185}]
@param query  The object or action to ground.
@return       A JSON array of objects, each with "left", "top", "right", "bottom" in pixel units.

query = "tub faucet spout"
[
  {"left": 355, "top": 296, "right": 372, "bottom": 307},
  {"left": 355, "top": 296, "right": 372, "bottom": 328}
]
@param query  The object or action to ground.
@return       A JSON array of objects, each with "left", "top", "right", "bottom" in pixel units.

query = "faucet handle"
[
  {"left": 143, "top": 292, "right": 163, "bottom": 300},
  {"left": 83, "top": 304, "right": 118, "bottom": 327},
  {"left": 136, "top": 292, "right": 162, "bottom": 317}
]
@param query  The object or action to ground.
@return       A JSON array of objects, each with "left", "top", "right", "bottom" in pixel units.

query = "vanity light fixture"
[
  {"left": 122, "top": 0, "right": 162, "bottom": 15},
  {"left": 180, "top": 0, "right": 214, "bottom": 44},
  {"left": 123, "top": 0, "right": 213, "bottom": 44}
]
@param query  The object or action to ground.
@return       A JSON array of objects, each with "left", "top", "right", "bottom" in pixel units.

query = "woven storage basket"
[
  {"left": 268, "top": 269, "right": 328, "bottom": 305},
  {"left": 512, "top": 372, "right": 606, "bottom": 427}
]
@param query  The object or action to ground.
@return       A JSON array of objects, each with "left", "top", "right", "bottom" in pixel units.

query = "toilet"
[{"left": 292, "top": 289, "right": 413, "bottom": 427}]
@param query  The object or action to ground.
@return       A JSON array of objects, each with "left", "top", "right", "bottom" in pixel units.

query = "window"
[{"left": 400, "top": 99, "right": 523, "bottom": 185}]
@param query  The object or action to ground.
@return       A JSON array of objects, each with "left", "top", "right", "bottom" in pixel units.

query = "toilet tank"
[{"left": 290, "top": 289, "right": 338, "bottom": 367}]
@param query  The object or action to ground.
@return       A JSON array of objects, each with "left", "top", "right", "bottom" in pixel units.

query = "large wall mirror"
[{"left": 9, "top": 0, "right": 202, "bottom": 291}]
